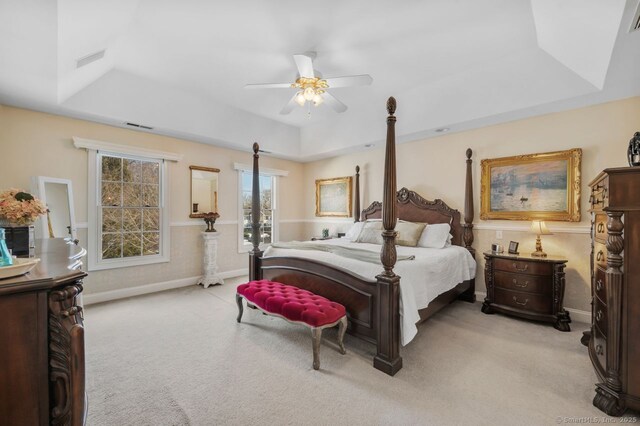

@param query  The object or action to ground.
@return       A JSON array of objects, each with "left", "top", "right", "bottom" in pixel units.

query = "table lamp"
[{"left": 530, "top": 220, "right": 552, "bottom": 257}]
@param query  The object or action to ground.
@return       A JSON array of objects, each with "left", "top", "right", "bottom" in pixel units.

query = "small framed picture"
[{"left": 508, "top": 241, "right": 520, "bottom": 255}]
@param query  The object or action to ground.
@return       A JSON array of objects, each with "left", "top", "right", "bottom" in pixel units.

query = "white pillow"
[
  {"left": 418, "top": 223, "right": 451, "bottom": 248},
  {"left": 355, "top": 221, "right": 383, "bottom": 245},
  {"left": 344, "top": 221, "right": 365, "bottom": 241}
]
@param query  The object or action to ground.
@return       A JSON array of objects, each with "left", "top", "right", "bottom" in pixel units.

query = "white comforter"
[{"left": 263, "top": 238, "right": 477, "bottom": 345}]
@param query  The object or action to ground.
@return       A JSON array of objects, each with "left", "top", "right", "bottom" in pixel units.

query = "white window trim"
[
  {"left": 237, "top": 171, "right": 279, "bottom": 254},
  {"left": 76, "top": 138, "right": 179, "bottom": 271},
  {"left": 233, "top": 162, "right": 289, "bottom": 176}
]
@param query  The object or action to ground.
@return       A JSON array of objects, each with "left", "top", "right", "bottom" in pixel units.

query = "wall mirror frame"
[
  {"left": 30, "top": 176, "right": 77, "bottom": 241},
  {"left": 189, "top": 166, "right": 220, "bottom": 218}
]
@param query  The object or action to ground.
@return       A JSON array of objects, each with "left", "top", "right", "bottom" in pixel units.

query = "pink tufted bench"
[{"left": 236, "top": 280, "right": 347, "bottom": 370}]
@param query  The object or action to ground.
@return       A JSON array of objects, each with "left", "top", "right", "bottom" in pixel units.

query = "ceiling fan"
[{"left": 245, "top": 52, "right": 373, "bottom": 115}]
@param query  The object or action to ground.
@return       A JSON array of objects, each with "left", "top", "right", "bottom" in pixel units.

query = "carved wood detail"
[
  {"left": 49, "top": 281, "right": 85, "bottom": 426},
  {"left": 463, "top": 148, "right": 475, "bottom": 256},
  {"left": 605, "top": 211, "right": 623, "bottom": 392}
]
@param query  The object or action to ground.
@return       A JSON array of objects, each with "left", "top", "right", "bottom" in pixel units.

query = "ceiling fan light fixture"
[
  {"left": 313, "top": 93, "right": 324, "bottom": 106},
  {"left": 294, "top": 92, "right": 306, "bottom": 106},
  {"left": 303, "top": 87, "right": 315, "bottom": 101}
]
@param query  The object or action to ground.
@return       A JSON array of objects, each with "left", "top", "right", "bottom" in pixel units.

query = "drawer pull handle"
[
  {"left": 597, "top": 223, "right": 605, "bottom": 233},
  {"left": 595, "top": 344, "right": 604, "bottom": 355},
  {"left": 512, "top": 263, "right": 528, "bottom": 272},
  {"left": 596, "top": 310, "right": 603, "bottom": 322},
  {"left": 512, "top": 296, "right": 529, "bottom": 307},
  {"left": 596, "top": 279, "right": 603, "bottom": 292},
  {"left": 512, "top": 279, "right": 529, "bottom": 288},
  {"left": 596, "top": 251, "right": 604, "bottom": 262}
]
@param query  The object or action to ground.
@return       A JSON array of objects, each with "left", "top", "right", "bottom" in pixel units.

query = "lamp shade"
[{"left": 530, "top": 220, "right": 552, "bottom": 235}]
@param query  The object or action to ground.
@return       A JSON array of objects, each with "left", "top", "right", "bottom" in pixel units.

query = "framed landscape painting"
[
  {"left": 315, "top": 176, "right": 352, "bottom": 217},
  {"left": 480, "top": 148, "right": 582, "bottom": 221}
]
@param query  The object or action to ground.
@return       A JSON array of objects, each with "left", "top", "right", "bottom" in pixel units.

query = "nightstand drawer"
[
  {"left": 593, "top": 324, "right": 607, "bottom": 371},
  {"left": 494, "top": 288, "right": 552, "bottom": 315},
  {"left": 589, "top": 177, "right": 608, "bottom": 212},
  {"left": 594, "top": 295, "right": 608, "bottom": 336},
  {"left": 594, "top": 242, "right": 607, "bottom": 269},
  {"left": 594, "top": 214, "right": 608, "bottom": 242},
  {"left": 494, "top": 271, "right": 549, "bottom": 294},
  {"left": 594, "top": 266, "right": 607, "bottom": 304},
  {"left": 493, "top": 258, "right": 552, "bottom": 276}
]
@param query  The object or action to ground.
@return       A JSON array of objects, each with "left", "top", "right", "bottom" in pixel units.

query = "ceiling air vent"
[
  {"left": 76, "top": 49, "right": 106, "bottom": 68},
  {"left": 632, "top": 4, "right": 640, "bottom": 32},
  {"left": 125, "top": 122, "right": 154, "bottom": 130}
]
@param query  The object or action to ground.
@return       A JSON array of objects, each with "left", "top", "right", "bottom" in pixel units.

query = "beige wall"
[
  {"left": 0, "top": 105, "right": 306, "bottom": 294},
  {"left": 302, "top": 96, "right": 640, "bottom": 313}
]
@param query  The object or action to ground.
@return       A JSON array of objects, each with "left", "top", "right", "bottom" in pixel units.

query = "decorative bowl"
[{"left": 0, "top": 258, "right": 40, "bottom": 280}]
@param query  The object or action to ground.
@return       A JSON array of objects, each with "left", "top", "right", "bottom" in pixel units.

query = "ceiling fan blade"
[
  {"left": 279, "top": 94, "right": 298, "bottom": 115},
  {"left": 293, "top": 54, "right": 315, "bottom": 78},
  {"left": 245, "top": 82, "right": 292, "bottom": 89},
  {"left": 323, "top": 92, "right": 348, "bottom": 113},
  {"left": 324, "top": 74, "right": 373, "bottom": 88}
]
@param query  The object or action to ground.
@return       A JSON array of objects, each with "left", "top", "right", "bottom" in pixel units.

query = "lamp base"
[{"left": 531, "top": 250, "right": 547, "bottom": 258}]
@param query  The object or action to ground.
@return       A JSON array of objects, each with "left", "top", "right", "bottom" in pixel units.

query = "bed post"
[
  {"left": 249, "top": 142, "right": 263, "bottom": 281},
  {"left": 373, "top": 97, "right": 402, "bottom": 376},
  {"left": 459, "top": 147, "right": 477, "bottom": 303},
  {"left": 354, "top": 165, "right": 360, "bottom": 222},
  {"left": 463, "top": 148, "right": 475, "bottom": 256}
]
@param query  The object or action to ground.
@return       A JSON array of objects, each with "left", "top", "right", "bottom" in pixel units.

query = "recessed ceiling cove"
[{"left": 0, "top": 0, "right": 639, "bottom": 161}]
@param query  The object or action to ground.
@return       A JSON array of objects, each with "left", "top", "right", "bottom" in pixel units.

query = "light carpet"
[{"left": 84, "top": 277, "right": 624, "bottom": 425}]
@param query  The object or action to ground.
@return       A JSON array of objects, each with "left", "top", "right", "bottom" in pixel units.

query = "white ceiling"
[{"left": 1, "top": 0, "right": 639, "bottom": 161}]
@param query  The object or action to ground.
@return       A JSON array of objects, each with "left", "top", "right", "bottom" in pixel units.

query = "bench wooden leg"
[
  {"left": 236, "top": 293, "right": 243, "bottom": 323},
  {"left": 337, "top": 316, "right": 347, "bottom": 355},
  {"left": 311, "top": 328, "right": 322, "bottom": 370}
]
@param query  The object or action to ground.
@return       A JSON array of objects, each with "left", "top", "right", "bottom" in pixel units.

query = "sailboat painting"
[{"left": 480, "top": 148, "right": 582, "bottom": 221}]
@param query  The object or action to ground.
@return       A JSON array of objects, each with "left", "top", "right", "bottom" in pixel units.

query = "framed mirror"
[
  {"left": 30, "top": 176, "right": 77, "bottom": 240},
  {"left": 190, "top": 166, "right": 220, "bottom": 218}
]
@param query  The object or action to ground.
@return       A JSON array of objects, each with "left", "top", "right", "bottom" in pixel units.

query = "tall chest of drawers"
[{"left": 588, "top": 167, "right": 640, "bottom": 416}]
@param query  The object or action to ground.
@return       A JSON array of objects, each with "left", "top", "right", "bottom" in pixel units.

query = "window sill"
[{"left": 87, "top": 254, "right": 170, "bottom": 271}]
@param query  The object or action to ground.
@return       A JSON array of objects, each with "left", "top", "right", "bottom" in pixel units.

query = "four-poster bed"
[{"left": 248, "top": 97, "right": 476, "bottom": 376}]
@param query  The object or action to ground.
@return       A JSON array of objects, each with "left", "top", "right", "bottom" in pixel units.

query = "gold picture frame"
[
  {"left": 315, "top": 176, "right": 353, "bottom": 217},
  {"left": 480, "top": 148, "right": 582, "bottom": 221}
]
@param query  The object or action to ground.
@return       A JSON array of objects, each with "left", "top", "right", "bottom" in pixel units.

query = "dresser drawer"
[
  {"left": 590, "top": 177, "right": 608, "bottom": 211},
  {"left": 594, "top": 242, "right": 607, "bottom": 269},
  {"left": 494, "top": 288, "right": 552, "bottom": 315},
  {"left": 594, "top": 294, "right": 608, "bottom": 337},
  {"left": 593, "top": 324, "right": 607, "bottom": 371},
  {"left": 594, "top": 213, "right": 608, "bottom": 242},
  {"left": 493, "top": 258, "right": 553, "bottom": 276},
  {"left": 494, "top": 271, "right": 550, "bottom": 294},
  {"left": 594, "top": 266, "right": 607, "bottom": 305}
]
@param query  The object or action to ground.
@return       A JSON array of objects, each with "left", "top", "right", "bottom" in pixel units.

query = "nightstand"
[
  {"left": 310, "top": 236, "right": 332, "bottom": 241},
  {"left": 482, "top": 251, "right": 571, "bottom": 331}
]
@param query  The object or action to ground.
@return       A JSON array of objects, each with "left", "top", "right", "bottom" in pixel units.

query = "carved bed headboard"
[{"left": 361, "top": 188, "right": 464, "bottom": 247}]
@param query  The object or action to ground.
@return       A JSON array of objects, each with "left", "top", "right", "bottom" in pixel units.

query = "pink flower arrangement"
[{"left": 0, "top": 189, "right": 48, "bottom": 225}]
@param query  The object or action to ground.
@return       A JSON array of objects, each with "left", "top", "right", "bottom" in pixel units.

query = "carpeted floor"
[{"left": 84, "top": 277, "right": 626, "bottom": 425}]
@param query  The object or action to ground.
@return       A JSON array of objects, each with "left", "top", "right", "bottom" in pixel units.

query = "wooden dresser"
[
  {"left": 0, "top": 239, "right": 87, "bottom": 425},
  {"left": 482, "top": 251, "right": 571, "bottom": 331},
  {"left": 587, "top": 167, "right": 640, "bottom": 416}
]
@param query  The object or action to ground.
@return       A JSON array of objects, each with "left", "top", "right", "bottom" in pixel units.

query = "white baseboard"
[
  {"left": 83, "top": 268, "right": 249, "bottom": 305},
  {"left": 475, "top": 291, "right": 590, "bottom": 324}
]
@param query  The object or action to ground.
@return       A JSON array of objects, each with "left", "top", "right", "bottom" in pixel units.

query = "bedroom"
[{"left": 1, "top": 0, "right": 640, "bottom": 424}]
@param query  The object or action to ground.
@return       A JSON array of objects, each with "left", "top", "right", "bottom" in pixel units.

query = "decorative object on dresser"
[
  {"left": 480, "top": 148, "right": 582, "bottom": 221},
  {"left": 315, "top": 176, "right": 353, "bottom": 217},
  {"left": 1, "top": 225, "right": 35, "bottom": 257},
  {"left": 530, "top": 220, "right": 552, "bottom": 257},
  {"left": 584, "top": 167, "right": 640, "bottom": 416},
  {"left": 0, "top": 238, "right": 87, "bottom": 425},
  {"left": 198, "top": 231, "right": 223, "bottom": 288},
  {"left": 189, "top": 166, "right": 219, "bottom": 219},
  {"left": 508, "top": 241, "right": 519, "bottom": 255},
  {"left": 248, "top": 98, "right": 477, "bottom": 376},
  {"left": 482, "top": 251, "right": 571, "bottom": 332},
  {"left": 0, "top": 188, "right": 47, "bottom": 226},
  {"left": 490, "top": 243, "right": 503, "bottom": 253},
  {"left": 627, "top": 131, "right": 640, "bottom": 166}
]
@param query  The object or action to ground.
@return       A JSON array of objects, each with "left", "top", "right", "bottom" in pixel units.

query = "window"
[
  {"left": 99, "top": 153, "right": 163, "bottom": 260},
  {"left": 239, "top": 171, "right": 277, "bottom": 250}
]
